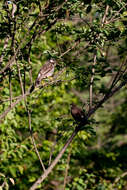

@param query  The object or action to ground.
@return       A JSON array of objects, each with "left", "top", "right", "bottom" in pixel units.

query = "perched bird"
[
  {"left": 6, "top": 1, "right": 17, "bottom": 18},
  {"left": 71, "top": 103, "right": 86, "bottom": 123},
  {"left": 35, "top": 59, "right": 55, "bottom": 86},
  {"left": 30, "top": 59, "right": 56, "bottom": 92}
]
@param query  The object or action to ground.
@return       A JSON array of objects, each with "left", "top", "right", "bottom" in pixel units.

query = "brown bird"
[
  {"left": 71, "top": 103, "right": 86, "bottom": 123},
  {"left": 35, "top": 59, "right": 56, "bottom": 86},
  {"left": 30, "top": 59, "right": 56, "bottom": 92}
]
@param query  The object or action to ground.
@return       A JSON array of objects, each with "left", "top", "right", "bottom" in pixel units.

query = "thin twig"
[
  {"left": 102, "top": 5, "right": 109, "bottom": 26},
  {"left": 0, "top": 91, "right": 28, "bottom": 121},
  {"left": 9, "top": 69, "right": 12, "bottom": 107},
  {"left": 107, "top": 3, "right": 127, "bottom": 24},
  {"left": 63, "top": 145, "right": 72, "bottom": 190},
  {"left": 48, "top": 131, "right": 63, "bottom": 166},
  {"left": 28, "top": 110, "right": 46, "bottom": 172},
  {"left": 89, "top": 5, "right": 109, "bottom": 109},
  {"left": 16, "top": 61, "right": 25, "bottom": 98},
  {"left": 111, "top": 57, "right": 127, "bottom": 89},
  {"left": 48, "top": 141, "right": 57, "bottom": 166},
  {"left": 106, "top": 17, "right": 121, "bottom": 24},
  {"left": 89, "top": 54, "right": 96, "bottom": 109},
  {"left": 16, "top": 60, "right": 46, "bottom": 171},
  {"left": 59, "top": 40, "right": 80, "bottom": 58},
  {"left": 28, "top": 56, "right": 33, "bottom": 84},
  {"left": 87, "top": 78, "right": 127, "bottom": 119}
]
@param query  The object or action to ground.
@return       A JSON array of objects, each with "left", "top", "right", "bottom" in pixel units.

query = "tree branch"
[
  {"left": 29, "top": 128, "right": 78, "bottom": 190},
  {"left": 29, "top": 76, "right": 127, "bottom": 190}
]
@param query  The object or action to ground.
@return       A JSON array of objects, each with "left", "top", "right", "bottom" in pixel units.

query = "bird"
[
  {"left": 6, "top": 1, "right": 17, "bottom": 18},
  {"left": 30, "top": 59, "right": 56, "bottom": 92},
  {"left": 35, "top": 59, "right": 56, "bottom": 86},
  {"left": 71, "top": 103, "right": 86, "bottom": 123}
]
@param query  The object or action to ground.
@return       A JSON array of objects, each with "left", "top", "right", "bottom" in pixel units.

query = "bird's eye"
[{"left": 7, "top": 1, "right": 12, "bottom": 4}]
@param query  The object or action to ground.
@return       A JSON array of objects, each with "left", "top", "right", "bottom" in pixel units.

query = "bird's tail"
[{"left": 29, "top": 83, "right": 35, "bottom": 93}]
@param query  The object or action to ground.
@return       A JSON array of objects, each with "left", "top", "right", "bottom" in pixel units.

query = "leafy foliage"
[{"left": 0, "top": 0, "right": 127, "bottom": 189}]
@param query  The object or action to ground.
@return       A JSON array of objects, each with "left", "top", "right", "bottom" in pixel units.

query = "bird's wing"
[
  {"left": 71, "top": 105, "right": 85, "bottom": 122},
  {"left": 36, "top": 63, "right": 51, "bottom": 81},
  {"left": 40, "top": 63, "right": 52, "bottom": 75},
  {"left": 35, "top": 62, "right": 54, "bottom": 85}
]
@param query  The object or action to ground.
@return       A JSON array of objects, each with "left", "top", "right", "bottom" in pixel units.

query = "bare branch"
[
  {"left": 102, "top": 5, "right": 109, "bottom": 26},
  {"left": 9, "top": 69, "right": 12, "bottom": 107},
  {"left": 87, "top": 78, "right": 127, "bottom": 119},
  {"left": 59, "top": 40, "right": 80, "bottom": 58},
  {"left": 89, "top": 5, "right": 109, "bottom": 109},
  {"left": 110, "top": 57, "right": 127, "bottom": 90},
  {"left": 29, "top": 128, "right": 78, "bottom": 190},
  {"left": 89, "top": 54, "right": 96, "bottom": 109},
  {"left": 0, "top": 91, "right": 29, "bottom": 121},
  {"left": 28, "top": 110, "right": 46, "bottom": 172},
  {"left": 16, "top": 61, "right": 25, "bottom": 98},
  {"left": 29, "top": 72, "right": 127, "bottom": 190},
  {"left": 63, "top": 145, "right": 72, "bottom": 190}
]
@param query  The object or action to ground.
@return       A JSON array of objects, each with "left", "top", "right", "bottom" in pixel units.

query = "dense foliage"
[{"left": 0, "top": 0, "right": 127, "bottom": 189}]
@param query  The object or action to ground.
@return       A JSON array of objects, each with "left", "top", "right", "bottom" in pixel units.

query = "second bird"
[{"left": 71, "top": 103, "right": 86, "bottom": 123}]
